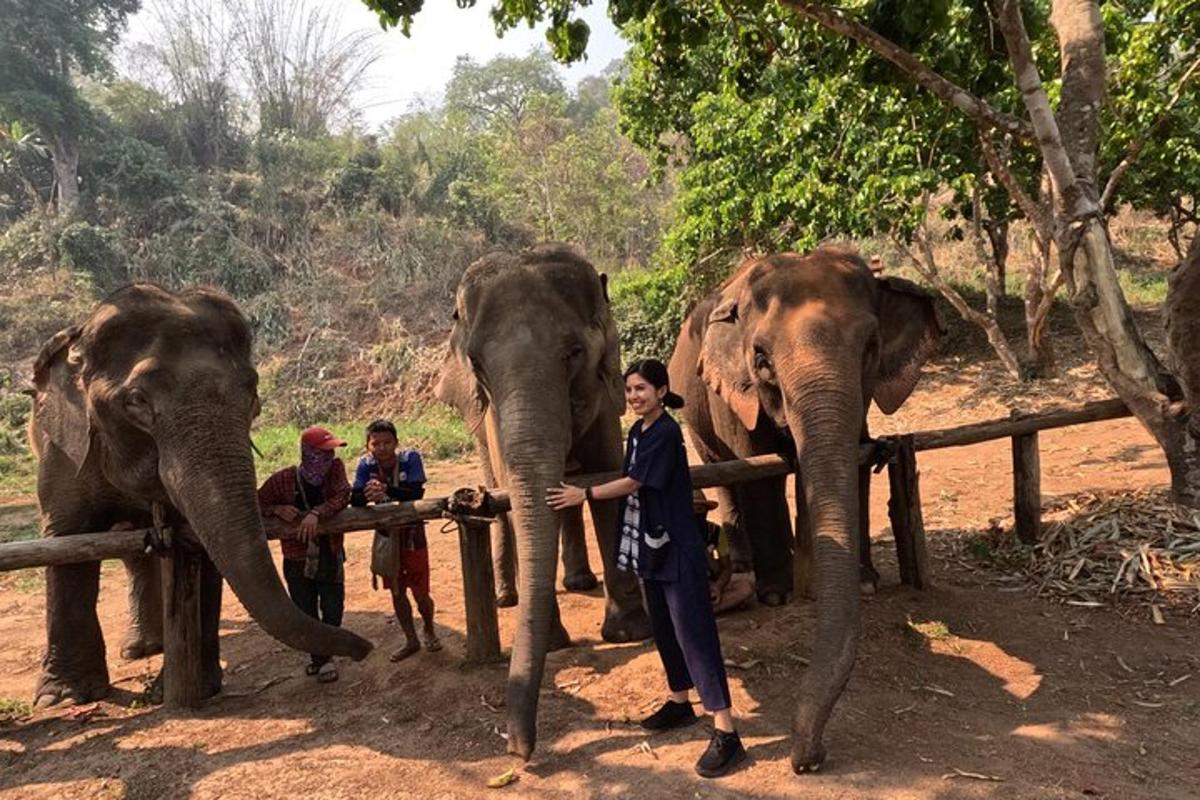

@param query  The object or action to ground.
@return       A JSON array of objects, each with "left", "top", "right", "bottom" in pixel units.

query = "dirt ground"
[{"left": 2, "top": 355, "right": 1199, "bottom": 799}]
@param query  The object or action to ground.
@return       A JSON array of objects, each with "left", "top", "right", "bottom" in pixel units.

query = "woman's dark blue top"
[{"left": 620, "top": 413, "right": 707, "bottom": 582}]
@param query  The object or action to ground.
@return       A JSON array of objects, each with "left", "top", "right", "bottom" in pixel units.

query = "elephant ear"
[
  {"left": 698, "top": 297, "right": 761, "bottom": 431},
  {"left": 874, "top": 276, "right": 944, "bottom": 414},
  {"left": 31, "top": 325, "right": 94, "bottom": 469},
  {"left": 597, "top": 273, "right": 625, "bottom": 413},
  {"left": 434, "top": 348, "right": 486, "bottom": 436}
]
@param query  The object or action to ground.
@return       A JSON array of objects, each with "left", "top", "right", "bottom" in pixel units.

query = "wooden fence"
[{"left": 0, "top": 397, "right": 1135, "bottom": 708}]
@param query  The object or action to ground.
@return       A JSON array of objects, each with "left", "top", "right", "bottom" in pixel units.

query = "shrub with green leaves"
[{"left": 58, "top": 221, "right": 128, "bottom": 293}]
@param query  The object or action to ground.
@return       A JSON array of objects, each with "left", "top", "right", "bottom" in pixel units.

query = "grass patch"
[
  {"left": 251, "top": 404, "right": 473, "bottom": 479},
  {"left": 0, "top": 521, "right": 38, "bottom": 544},
  {"left": 0, "top": 450, "right": 37, "bottom": 502},
  {"left": 1118, "top": 269, "right": 1169, "bottom": 306},
  {"left": 0, "top": 698, "right": 32, "bottom": 723}
]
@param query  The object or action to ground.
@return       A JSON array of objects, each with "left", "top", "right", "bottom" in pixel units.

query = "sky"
[{"left": 124, "top": 0, "right": 630, "bottom": 132}]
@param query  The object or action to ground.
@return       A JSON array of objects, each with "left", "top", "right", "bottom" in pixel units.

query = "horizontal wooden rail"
[
  {"left": 0, "top": 398, "right": 1135, "bottom": 573},
  {"left": 911, "top": 398, "right": 1130, "bottom": 451}
]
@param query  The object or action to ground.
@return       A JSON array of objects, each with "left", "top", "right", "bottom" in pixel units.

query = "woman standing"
[{"left": 548, "top": 359, "right": 745, "bottom": 778}]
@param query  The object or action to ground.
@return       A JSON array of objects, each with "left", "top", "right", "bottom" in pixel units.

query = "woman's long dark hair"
[{"left": 624, "top": 358, "right": 684, "bottom": 410}]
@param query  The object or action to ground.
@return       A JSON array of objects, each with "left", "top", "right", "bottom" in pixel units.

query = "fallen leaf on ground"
[{"left": 486, "top": 768, "right": 519, "bottom": 789}]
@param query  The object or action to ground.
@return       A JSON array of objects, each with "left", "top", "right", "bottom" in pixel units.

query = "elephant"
[
  {"left": 27, "top": 284, "right": 372, "bottom": 708},
  {"left": 668, "top": 246, "right": 942, "bottom": 771},
  {"left": 435, "top": 244, "right": 652, "bottom": 759}
]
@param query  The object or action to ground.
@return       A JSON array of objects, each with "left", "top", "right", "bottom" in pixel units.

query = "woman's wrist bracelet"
[{"left": 584, "top": 486, "right": 593, "bottom": 501}]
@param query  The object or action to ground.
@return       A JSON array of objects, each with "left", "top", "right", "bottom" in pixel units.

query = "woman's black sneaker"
[
  {"left": 695, "top": 729, "right": 746, "bottom": 778},
  {"left": 640, "top": 699, "right": 697, "bottom": 731}
]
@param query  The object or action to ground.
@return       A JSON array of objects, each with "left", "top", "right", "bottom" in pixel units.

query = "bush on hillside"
[{"left": 58, "top": 222, "right": 128, "bottom": 294}]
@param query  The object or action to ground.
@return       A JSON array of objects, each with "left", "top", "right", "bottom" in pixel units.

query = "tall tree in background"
[
  {"left": 0, "top": 0, "right": 140, "bottom": 212},
  {"left": 443, "top": 51, "right": 566, "bottom": 129},
  {"left": 141, "top": 0, "right": 242, "bottom": 170},
  {"left": 228, "top": 0, "right": 381, "bottom": 137}
]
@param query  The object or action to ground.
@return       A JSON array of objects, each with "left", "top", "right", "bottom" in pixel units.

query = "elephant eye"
[
  {"left": 126, "top": 387, "right": 149, "bottom": 407},
  {"left": 753, "top": 349, "right": 776, "bottom": 383},
  {"left": 566, "top": 344, "right": 585, "bottom": 361}
]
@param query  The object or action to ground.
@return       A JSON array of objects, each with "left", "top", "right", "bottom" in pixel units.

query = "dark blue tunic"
[{"left": 621, "top": 413, "right": 708, "bottom": 582}]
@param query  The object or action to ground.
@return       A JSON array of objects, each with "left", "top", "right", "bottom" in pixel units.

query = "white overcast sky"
[{"left": 125, "top": 0, "right": 629, "bottom": 131}]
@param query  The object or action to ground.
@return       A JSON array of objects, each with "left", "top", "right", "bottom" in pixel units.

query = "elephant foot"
[
  {"left": 549, "top": 621, "right": 572, "bottom": 653},
  {"left": 496, "top": 589, "right": 518, "bottom": 608},
  {"left": 120, "top": 638, "right": 164, "bottom": 660},
  {"left": 758, "top": 590, "right": 790, "bottom": 608},
  {"left": 562, "top": 571, "right": 599, "bottom": 592},
  {"left": 34, "top": 671, "right": 110, "bottom": 710},
  {"left": 790, "top": 740, "right": 826, "bottom": 774},
  {"left": 859, "top": 564, "right": 880, "bottom": 596},
  {"left": 600, "top": 606, "right": 653, "bottom": 644},
  {"left": 33, "top": 678, "right": 109, "bottom": 710}
]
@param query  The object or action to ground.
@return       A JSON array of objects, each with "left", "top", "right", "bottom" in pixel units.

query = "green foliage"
[
  {"left": 0, "top": 698, "right": 33, "bottom": 722},
  {"left": 608, "top": 262, "right": 689, "bottom": 362},
  {"left": 58, "top": 220, "right": 128, "bottom": 292}
]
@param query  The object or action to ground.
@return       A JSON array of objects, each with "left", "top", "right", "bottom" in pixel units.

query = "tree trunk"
[{"left": 50, "top": 131, "right": 80, "bottom": 214}]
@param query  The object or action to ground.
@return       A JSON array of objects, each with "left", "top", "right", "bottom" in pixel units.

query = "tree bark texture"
[{"left": 50, "top": 132, "right": 80, "bottom": 213}]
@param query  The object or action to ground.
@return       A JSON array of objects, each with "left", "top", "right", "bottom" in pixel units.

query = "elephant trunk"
[
  {"left": 157, "top": 417, "right": 372, "bottom": 661},
  {"left": 782, "top": 372, "right": 862, "bottom": 772},
  {"left": 494, "top": 386, "right": 570, "bottom": 760}
]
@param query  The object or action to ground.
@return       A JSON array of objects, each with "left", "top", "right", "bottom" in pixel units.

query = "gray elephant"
[
  {"left": 27, "top": 284, "right": 372, "bottom": 707},
  {"left": 669, "top": 246, "right": 942, "bottom": 771},
  {"left": 435, "top": 244, "right": 651, "bottom": 759}
]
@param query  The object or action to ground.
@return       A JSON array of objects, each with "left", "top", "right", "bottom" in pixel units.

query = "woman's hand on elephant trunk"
[
  {"left": 299, "top": 512, "right": 319, "bottom": 541},
  {"left": 546, "top": 482, "right": 586, "bottom": 510}
]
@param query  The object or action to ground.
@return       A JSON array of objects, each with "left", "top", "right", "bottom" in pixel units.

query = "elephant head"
[
  {"left": 435, "top": 244, "right": 623, "bottom": 759},
  {"left": 31, "top": 284, "right": 371, "bottom": 661},
  {"left": 694, "top": 246, "right": 941, "bottom": 769}
]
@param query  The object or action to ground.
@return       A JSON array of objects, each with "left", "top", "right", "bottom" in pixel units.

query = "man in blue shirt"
[{"left": 351, "top": 419, "right": 439, "bottom": 661}]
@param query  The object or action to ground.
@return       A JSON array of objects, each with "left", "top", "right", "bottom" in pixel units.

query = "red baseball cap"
[{"left": 300, "top": 426, "right": 346, "bottom": 450}]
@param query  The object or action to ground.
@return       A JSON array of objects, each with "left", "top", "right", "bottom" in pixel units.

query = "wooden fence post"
[
  {"left": 887, "top": 434, "right": 930, "bottom": 589},
  {"left": 1012, "top": 431, "right": 1042, "bottom": 544},
  {"left": 456, "top": 518, "right": 502, "bottom": 663},
  {"left": 160, "top": 541, "right": 204, "bottom": 708}
]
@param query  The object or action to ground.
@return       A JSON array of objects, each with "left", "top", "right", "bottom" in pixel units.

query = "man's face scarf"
[{"left": 299, "top": 443, "right": 335, "bottom": 486}]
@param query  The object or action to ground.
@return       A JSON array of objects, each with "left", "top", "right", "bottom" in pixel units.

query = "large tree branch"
[
  {"left": 992, "top": 0, "right": 1094, "bottom": 219},
  {"left": 978, "top": 134, "right": 1052, "bottom": 244},
  {"left": 1100, "top": 54, "right": 1200, "bottom": 212},
  {"left": 778, "top": 0, "right": 1035, "bottom": 141}
]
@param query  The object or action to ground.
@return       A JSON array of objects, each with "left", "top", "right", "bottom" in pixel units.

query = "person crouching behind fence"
[
  {"left": 257, "top": 425, "right": 352, "bottom": 683},
  {"left": 351, "top": 418, "right": 439, "bottom": 662}
]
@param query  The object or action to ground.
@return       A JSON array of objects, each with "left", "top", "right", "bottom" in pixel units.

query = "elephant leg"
[
  {"left": 548, "top": 592, "right": 571, "bottom": 652},
  {"left": 120, "top": 553, "right": 164, "bottom": 660},
  {"left": 858, "top": 463, "right": 878, "bottom": 594},
  {"left": 200, "top": 553, "right": 224, "bottom": 698},
  {"left": 577, "top": 420, "right": 651, "bottom": 643},
  {"left": 36, "top": 556, "right": 109, "bottom": 708},
  {"left": 737, "top": 476, "right": 793, "bottom": 606},
  {"left": 713, "top": 483, "right": 753, "bottom": 572},
  {"left": 479, "top": 443, "right": 518, "bottom": 607},
  {"left": 793, "top": 473, "right": 816, "bottom": 601},
  {"left": 559, "top": 505, "right": 597, "bottom": 592}
]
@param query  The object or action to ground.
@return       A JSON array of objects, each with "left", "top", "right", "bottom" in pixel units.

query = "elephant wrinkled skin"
[
  {"left": 436, "top": 244, "right": 651, "bottom": 759},
  {"left": 27, "top": 284, "right": 372, "bottom": 708},
  {"left": 669, "top": 246, "right": 942, "bottom": 771}
]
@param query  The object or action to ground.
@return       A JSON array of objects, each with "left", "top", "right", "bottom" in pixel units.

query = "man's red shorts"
[{"left": 382, "top": 547, "right": 431, "bottom": 598}]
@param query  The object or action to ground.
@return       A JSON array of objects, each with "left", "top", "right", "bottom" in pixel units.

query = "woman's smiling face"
[{"left": 625, "top": 371, "right": 666, "bottom": 416}]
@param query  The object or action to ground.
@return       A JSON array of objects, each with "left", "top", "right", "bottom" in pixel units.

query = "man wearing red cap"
[{"left": 257, "top": 426, "right": 352, "bottom": 682}]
